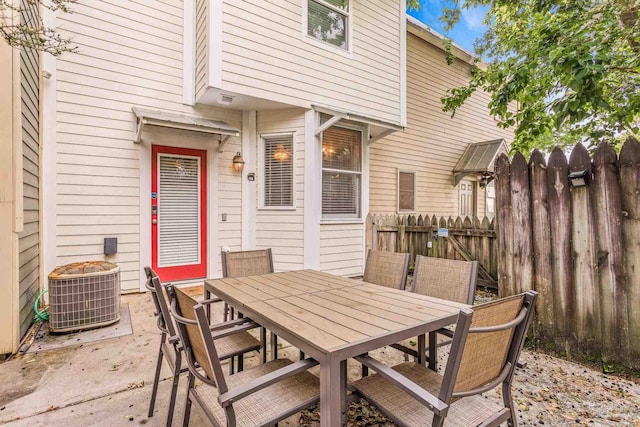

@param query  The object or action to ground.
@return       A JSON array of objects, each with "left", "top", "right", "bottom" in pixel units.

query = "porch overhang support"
[
  {"left": 132, "top": 107, "right": 240, "bottom": 145},
  {"left": 311, "top": 105, "right": 404, "bottom": 138},
  {"left": 314, "top": 114, "right": 346, "bottom": 136},
  {"left": 368, "top": 129, "right": 395, "bottom": 145}
]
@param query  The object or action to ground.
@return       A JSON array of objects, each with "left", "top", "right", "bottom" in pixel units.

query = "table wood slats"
[{"left": 204, "top": 269, "right": 469, "bottom": 427}]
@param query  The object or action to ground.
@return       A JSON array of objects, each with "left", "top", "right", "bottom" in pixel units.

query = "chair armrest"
[
  {"left": 218, "top": 358, "right": 319, "bottom": 407},
  {"left": 354, "top": 355, "right": 449, "bottom": 416},
  {"left": 210, "top": 321, "right": 260, "bottom": 340},
  {"left": 200, "top": 297, "right": 223, "bottom": 305},
  {"left": 209, "top": 318, "right": 256, "bottom": 332},
  {"left": 436, "top": 327, "right": 454, "bottom": 338}
]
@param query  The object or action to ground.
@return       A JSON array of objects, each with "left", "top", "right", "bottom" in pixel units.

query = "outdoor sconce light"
[
  {"left": 568, "top": 170, "right": 590, "bottom": 187},
  {"left": 232, "top": 152, "right": 245, "bottom": 173}
]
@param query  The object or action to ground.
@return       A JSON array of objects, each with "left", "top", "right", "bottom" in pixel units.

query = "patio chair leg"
[
  {"left": 237, "top": 353, "right": 244, "bottom": 372},
  {"left": 299, "top": 351, "right": 305, "bottom": 360},
  {"left": 166, "top": 350, "right": 181, "bottom": 427},
  {"left": 229, "top": 356, "right": 235, "bottom": 374},
  {"left": 503, "top": 382, "right": 518, "bottom": 427},
  {"left": 270, "top": 332, "right": 278, "bottom": 360},
  {"left": 223, "top": 302, "right": 229, "bottom": 322},
  {"left": 148, "top": 333, "right": 166, "bottom": 418},
  {"left": 261, "top": 327, "right": 267, "bottom": 363},
  {"left": 361, "top": 353, "right": 369, "bottom": 377},
  {"left": 183, "top": 374, "right": 195, "bottom": 427}
]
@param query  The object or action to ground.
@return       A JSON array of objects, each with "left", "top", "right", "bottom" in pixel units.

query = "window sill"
[
  {"left": 303, "top": 35, "right": 353, "bottom": 59},
  {"left": 320, "top": 219, "right": 364, "bottom": 225},
  {"left": 258, "top": 206, "right": 297, "bottom": 211}
]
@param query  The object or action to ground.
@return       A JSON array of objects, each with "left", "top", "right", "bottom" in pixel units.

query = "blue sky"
[{"left": 407, "top": 0, "right": 489, "bottom": 54}]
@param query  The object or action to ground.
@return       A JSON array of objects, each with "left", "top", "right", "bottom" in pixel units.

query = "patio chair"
[
  {"left": 352, "top": 291, "right": 537, "bottom": 427},
  {"left": 363, "top": 250, "right": 410, "bottom": 290},
  {"left": 169, "top": 285, "right": 321, "bottom": 427},
  {"left": 220, "top": 248, "right": 274, "bottom": 321},
  {"left": 409, "top": 255, "right": 478, "bottom": 303},
  {"left": 145, "top": 271, "right": 260, "bottom": 426},
  {"left": 213, "top": 248, "right": 300, "bottom": 362},
  {"left": 391, "top": 256, "right": 478, "bottom": 365}
]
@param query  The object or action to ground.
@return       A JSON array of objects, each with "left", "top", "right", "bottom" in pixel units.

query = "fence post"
[
  {"left": 397, "top": 218, "right": 406, "bottom": 254},
  {"left": 569, "top": 143, "right": 600, "bottom": 352},
  {"left": 546, "top": 147, "right": 574, "bottom": 341},
  {"left": 510, "top": 152, "right": 534, "bottom": 294},
  {"left": 592, "top": 142, "right": 628, "bottom": 364},
  {"left": 530, "top": 150, "right": 554, "bottom": 336},
  {"left": 620, "top": 137, "right": 640, "bottom": 367},
  {"left": 495, "top": 154, "right": 513, "bottom": 297}
]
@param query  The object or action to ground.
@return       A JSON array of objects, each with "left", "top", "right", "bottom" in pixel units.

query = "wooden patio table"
[{"left": 204, "top": 269, "right": 469, "bottom": 427}]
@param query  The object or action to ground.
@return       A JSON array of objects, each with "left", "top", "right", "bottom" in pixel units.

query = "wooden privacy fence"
[
  {"left": 365, "top": 213, "right": 498, "bottom": 288},
  {"left": 496, "top": 138, "right": 640, "bottom": 368}
]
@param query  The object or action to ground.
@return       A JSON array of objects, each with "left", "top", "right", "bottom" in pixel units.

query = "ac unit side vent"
[{"left": 48, "top": 261, "right": 121, "bottom": 333}]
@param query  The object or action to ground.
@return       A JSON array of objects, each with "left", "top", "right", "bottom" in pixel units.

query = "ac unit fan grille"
[{"left": 49, "top": 270, "right": 120, "bottom": 332}]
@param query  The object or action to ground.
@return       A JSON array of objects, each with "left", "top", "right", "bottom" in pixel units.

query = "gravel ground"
[
  {"left": 295, "top": 347, "right": 640, "bottom": 427},
  {"left": 294, "top": 288, "right": 640, "bottom": 426}
]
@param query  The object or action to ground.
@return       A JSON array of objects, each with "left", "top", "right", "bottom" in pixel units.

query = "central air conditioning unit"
[{"left": 48, "top": 261, "right": 121, "bottom": 333}]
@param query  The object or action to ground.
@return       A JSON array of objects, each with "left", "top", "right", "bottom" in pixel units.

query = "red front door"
[{"left": 152, "top": 145, "right": 207, "bottom": 281}]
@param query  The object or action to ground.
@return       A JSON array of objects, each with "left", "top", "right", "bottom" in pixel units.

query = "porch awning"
[
  {"left": 312, "top": 105, "right": 404, "bottom": 144},
  {"left": 453, "top": 139, "right": 509, "bottom": 185},
  {"left": 132, "top": 107, "right": 240, "bottom": 149}
]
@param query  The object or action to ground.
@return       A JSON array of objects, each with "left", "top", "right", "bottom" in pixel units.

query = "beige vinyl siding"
[
  {"left": 56, "top": 0, "right": 242, "bottom": 290},
  {"left": 213, "top": 0, "right": 401, "bottom": 124},
  {"left": 320, "top": 224, "right": 364, "bottom": 277},
  {"left": 216, "top": 135, "right": 244, "bottom": 274},
  {"left": 369, "top": 33, "right": 512, "bottom": 217},
  {"left": 195, "top": 0, "right": 208, "bottom": 100},
  {"left": 18, "top": 0, "right": 40, "bottom": 338},
  {"left": 256, "top": 109, "right": 305, "bottom": 271}
]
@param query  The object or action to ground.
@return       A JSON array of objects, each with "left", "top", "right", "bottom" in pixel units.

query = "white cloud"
[{"left": 461, "top": 6, "right": 486, "bottom": 30}]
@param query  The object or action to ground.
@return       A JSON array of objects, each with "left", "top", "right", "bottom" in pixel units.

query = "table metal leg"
[
  {"left": 270, "top": 333, "right": 278, "bottom": 361},
  {"left": 427, "top": 331, "right": 437, "bottom": 371},
  {"left": 204, "top": 289, "right": 211, "bottom": 319},
  {"left": 417, "top": 334, "right": 426, "bottom": 367},
  {"left": 320, "top": 356, "right": 347, "bottom": 427}
]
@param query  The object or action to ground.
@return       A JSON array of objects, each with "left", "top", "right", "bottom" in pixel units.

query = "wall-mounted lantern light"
[
  {"left": 232, "top": 152, "right": 245, "bottom": 173},
  {"left": 568, "top": 170, "right": 590, "bottom": 188}
]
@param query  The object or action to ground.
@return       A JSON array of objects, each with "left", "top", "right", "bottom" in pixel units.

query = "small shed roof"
[
  {"left": 132, "top": 107, "right": 240, "bottom": 147},
  {"left": 453, "top": 139, "right": 509, "bottom": 185}
]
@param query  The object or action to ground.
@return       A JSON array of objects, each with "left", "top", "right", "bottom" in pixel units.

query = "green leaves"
[
  {"left": 1, "top": 0, "right": 78, "bottom": 56},
  {"left": 437, "top": 0, "right": 640, "bottom": 151}
]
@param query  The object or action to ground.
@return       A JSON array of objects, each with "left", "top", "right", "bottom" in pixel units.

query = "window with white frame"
[
  {"left": 398, "top": 170, "right": 416, "bottom": 212},
  {"left": 307, "top": 0, "right": 350, "bottom": 50},
  {"left": 322, "top": 126, "right": 361, "bottom": 218},
  {"left": 261, "top": 134, "right": 294, "bottom": 208}
]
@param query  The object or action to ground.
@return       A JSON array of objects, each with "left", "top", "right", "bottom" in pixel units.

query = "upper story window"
[
  {"left": 322, "top": 126, "right": 362, "bottom": 219},
  {"left": 307, "top": 0, "right": 350, "bottom": 50},
  {"left": 398, "top": 170, "right": 416, "bottom": 212},
  {"left": 261, "top": 134, "right": 295, "bottom": 209}
]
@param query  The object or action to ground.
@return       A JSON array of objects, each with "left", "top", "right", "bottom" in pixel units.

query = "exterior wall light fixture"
[
  {"left": 232, "top": 152, "right": 245, "bottom": 173},
  {"left": 568, "top": 170, "right": 590, "bottom": 187}
]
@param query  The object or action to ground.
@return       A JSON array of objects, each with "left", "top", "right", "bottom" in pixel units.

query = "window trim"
[
  {"left": 258, "top": 132, "right": 296, "bottom": 211},
  {"left": 321, "top": 123, "right": 364, "bottom": 220},
  {"left": 397, "top": 169, "right": 416, "bottom": 213},
  {"left": 303, "top": 0, "right": 353, "bottom": 55}
]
